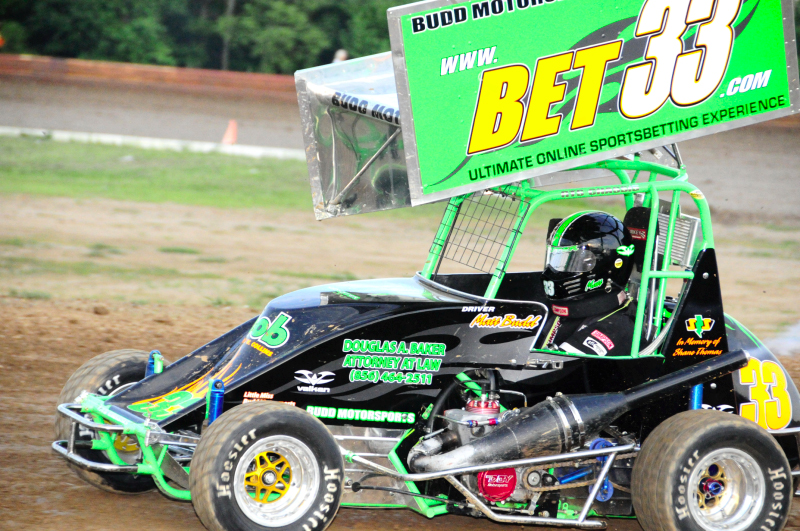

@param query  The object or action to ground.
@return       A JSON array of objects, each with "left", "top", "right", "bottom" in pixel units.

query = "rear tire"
[
  {"left": 190, "top": 402, "right": 343, "bottom": 531},
  {"left": 632, "top": 409, "right": 792, "bottom": 531},
  {"left": 55, "top": 349, "right": 166, "bottom": 494}
]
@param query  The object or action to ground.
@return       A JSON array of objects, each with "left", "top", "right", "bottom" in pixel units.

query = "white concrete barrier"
[{"left": 0, "top": 126, "right": 306, "bottom": 161}]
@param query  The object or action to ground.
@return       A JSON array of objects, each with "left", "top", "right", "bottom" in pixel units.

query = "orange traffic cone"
[{"left": 221, "top": 119, "right": 237, "bottom": 145}]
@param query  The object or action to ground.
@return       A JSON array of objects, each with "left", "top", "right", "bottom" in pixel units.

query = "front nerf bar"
[
  {"left": 53, "top": 402, "right": 197, "bottom": 478},
  {"left": 53, "top": 403, "right": 139, "bottom": 472}
]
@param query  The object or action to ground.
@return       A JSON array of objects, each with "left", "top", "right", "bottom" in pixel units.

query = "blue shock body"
[
  {"left": 689, "top": 384, "right": 703, "bottom": 410},
  {"left": 206, "top": 379, "right": 225, "bottom": 425}
]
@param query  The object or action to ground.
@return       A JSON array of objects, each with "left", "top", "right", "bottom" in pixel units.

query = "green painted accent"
[
  {"left": 334, "top": 290, "right": 360, "bottom": 300},
  {"left": 422, "top": 196, "right": 464, "bottom": 279},
  {"left": 421, "top": 403, "right": 433, "bottom": 420},
  {"left": 552, "top": 211, "right": 591, "bottom": 245},
  {"left": 73, "top": 394, "right": 192, "bottom": 500},
  {"left": 385, "top": 429, "right": 450, "bottom": 517},
  {"left": 725, "top": 314, "right": 766, "bottom": 349},
  {"left": 532, "top": 347, "right": 663, "bottom": 360},
  {"left": 205, "top": 380, "right": 214, "bottom": 419},
  {"left": 585, "top": 278, "right": 603, "bottom": 291},
  {"left": 455, "top": 372, "right": 508, "bottom": 412},
  {"left": 653, "top": 190, "right": 681, "bottom": 336},
  {"left": 153, "top": 352, "right": 164, "bottom": 374},
  {"left": 341, "top": 503, "right": 408, "bottom": 508},
  {"left": 616, "top": 245, "right": 635, "bottom": 256}
]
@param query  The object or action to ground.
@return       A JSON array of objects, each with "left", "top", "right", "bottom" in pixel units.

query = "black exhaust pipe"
[{"left": 409, "top": 349, "right": 749, "bottom": 472}]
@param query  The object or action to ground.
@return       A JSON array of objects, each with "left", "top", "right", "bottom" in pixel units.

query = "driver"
[{"left": 540, "top": 211, "right": 636, "bottom": 357}]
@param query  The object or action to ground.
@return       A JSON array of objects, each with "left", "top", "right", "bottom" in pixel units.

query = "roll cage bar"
[{"left": 420, "top": 153, "right": 715, "bottom": 359}]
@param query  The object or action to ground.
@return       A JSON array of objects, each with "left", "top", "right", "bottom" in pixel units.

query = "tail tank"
[{"left": 410, "top": 350, "right": 748, "bottom": 472}]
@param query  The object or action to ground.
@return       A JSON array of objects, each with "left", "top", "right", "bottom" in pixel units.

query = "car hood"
[{"left": 106, "top": 276, "right": 470, "bottom": 425}]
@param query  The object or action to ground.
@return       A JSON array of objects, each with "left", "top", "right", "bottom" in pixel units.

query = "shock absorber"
[{"left": 206, "top": 379, "right": 225, "bottom": 425}]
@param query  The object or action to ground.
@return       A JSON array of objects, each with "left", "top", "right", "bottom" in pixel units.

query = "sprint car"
[{"left": 54, "top": 147, "right": 800, "bottom": 531}]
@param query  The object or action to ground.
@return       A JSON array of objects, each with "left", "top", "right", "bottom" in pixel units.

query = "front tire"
[
  {"left": 190, "top": 402, "right": 343, "bottom": 531},
  {"left": 55, "top": 349, "right": 166, "bottom": 494},
  {"left": 632, "top": 409, "right": 792, "bottom": 531}
]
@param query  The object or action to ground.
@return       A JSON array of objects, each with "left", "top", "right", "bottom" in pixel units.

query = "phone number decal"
[{"left": 349, "top": 369, "right": 433, "bottom": 385}]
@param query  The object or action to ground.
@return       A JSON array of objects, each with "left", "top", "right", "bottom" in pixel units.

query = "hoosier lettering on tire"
[
  {"left": 632, "top": 409, "right": 793, "bottom": 531},
  {"left": 189, "top": 401, "right": 343, "bottom": 531}
]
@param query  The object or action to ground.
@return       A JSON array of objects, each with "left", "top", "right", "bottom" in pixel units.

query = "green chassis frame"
[
  {"left": 64, "top": 156, "right": 711, "bottom": 511},
  {"left": 421, "top": 156, "right": 711, "bottom": 359}
]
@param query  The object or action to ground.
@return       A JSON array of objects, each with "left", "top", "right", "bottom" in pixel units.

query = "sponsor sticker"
[
  {"left": 247, "top": 312, "right": 293, "bottom": 354},
  {"left": 630, "top": 228, "right": 647, "bottom": 241},
  {"left": 583, "top": 337, "right": 608, "bottom": 356},
  {"left": 306, "top": 405, "right": 416, "bottom": 424},
  {"left": 686, "top": 314, "right": 715, "bottom": 338},
  {"left": 295, "top": 370, "right": 335, "bottom": 393},
  {"left": 590, "top": 329, "right": 615, "bottom": 350},
  {"left": 552, "top": 305, "right": 569, "bottom": 317}
]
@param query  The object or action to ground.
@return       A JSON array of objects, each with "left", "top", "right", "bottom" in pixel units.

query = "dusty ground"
[{"left": 1, "top": 195, "right": 800, "bottom": 530}]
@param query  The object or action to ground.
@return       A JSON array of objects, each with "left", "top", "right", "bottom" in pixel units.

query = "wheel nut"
[{"left": 262, "top": 471, "right": 277, "bottom": 485}]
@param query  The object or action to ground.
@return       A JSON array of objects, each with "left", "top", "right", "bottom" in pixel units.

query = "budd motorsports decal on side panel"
[{"left": 388, "top": 0, "right": 799, "bottom": 204}]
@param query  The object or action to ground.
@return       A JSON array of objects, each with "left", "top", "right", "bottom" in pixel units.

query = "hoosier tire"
[
  {"left": 632, "top": 409, "right": 792, "bottom": 531},
  {"left": 190, "top": 401, "right": 343, "bottom": 531},
  {"left": 55, "top": 349, "right": 167, "bottom": 494}
]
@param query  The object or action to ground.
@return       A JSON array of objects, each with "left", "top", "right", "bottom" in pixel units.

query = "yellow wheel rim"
[
  {"left": 244, "top": 451, "right": 292, "bottom": 504},
  {"left": 113, "top": 433, "right": 140, "bottom": 453}
]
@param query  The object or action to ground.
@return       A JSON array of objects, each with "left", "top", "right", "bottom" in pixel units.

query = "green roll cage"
[{"left": 419, "top": 156, "right": 715, "bottom": 359}]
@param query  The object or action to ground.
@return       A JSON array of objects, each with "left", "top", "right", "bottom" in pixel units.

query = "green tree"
[
  {"left": 234, "top": 0, "right": 331, "bottom": 73},
  {"left": 342, "top": 0, "right": 406, "bottom": 59},
  {"left": 25, "top": 0, "right": 175, "bottom": 65}
]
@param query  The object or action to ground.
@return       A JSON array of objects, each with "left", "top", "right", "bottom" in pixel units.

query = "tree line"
[
  {"left": 1, "top": 0, "right": 798, "bottom": 75},
  {"left": 0, "top": 0, "right": 406, "bottom": 73}
]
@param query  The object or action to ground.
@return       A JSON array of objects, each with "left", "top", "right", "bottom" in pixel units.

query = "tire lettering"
[
  {"left": 324, "top": 493, "right": 334, "bottom": 503},
  {"left": 220, "top": 472, "right": 229, "bottom": 482},
  {"left": 675, "top": 505, "right": 690, "bottom": 520},
  {"left": 768, "top": 467, "right": 787, "bottom": 481},
  {"left": 772, "top": 502, "right": 783, "bottom": 511},
  {"left": 324, "top": 466, "right": 341, "bottom": 481},
  {"left": 216, "top": 482, "right": 231, "bottom": 498}
]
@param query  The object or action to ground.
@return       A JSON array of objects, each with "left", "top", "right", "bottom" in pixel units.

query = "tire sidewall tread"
[
  {"left": 190, "top": 402, "right": 343, "bottom": 531},
  {"left": 633, "top": 410, "right": 792, "bottom": 531}
]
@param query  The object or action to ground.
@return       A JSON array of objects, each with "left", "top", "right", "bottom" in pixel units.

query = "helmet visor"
[{"left": 546, "top": 245, "right": 597, "bottom": 273}]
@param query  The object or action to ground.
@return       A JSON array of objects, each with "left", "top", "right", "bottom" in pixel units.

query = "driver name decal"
[{"left": 469, "top": 313, "right": 542, "bottom": 330}]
